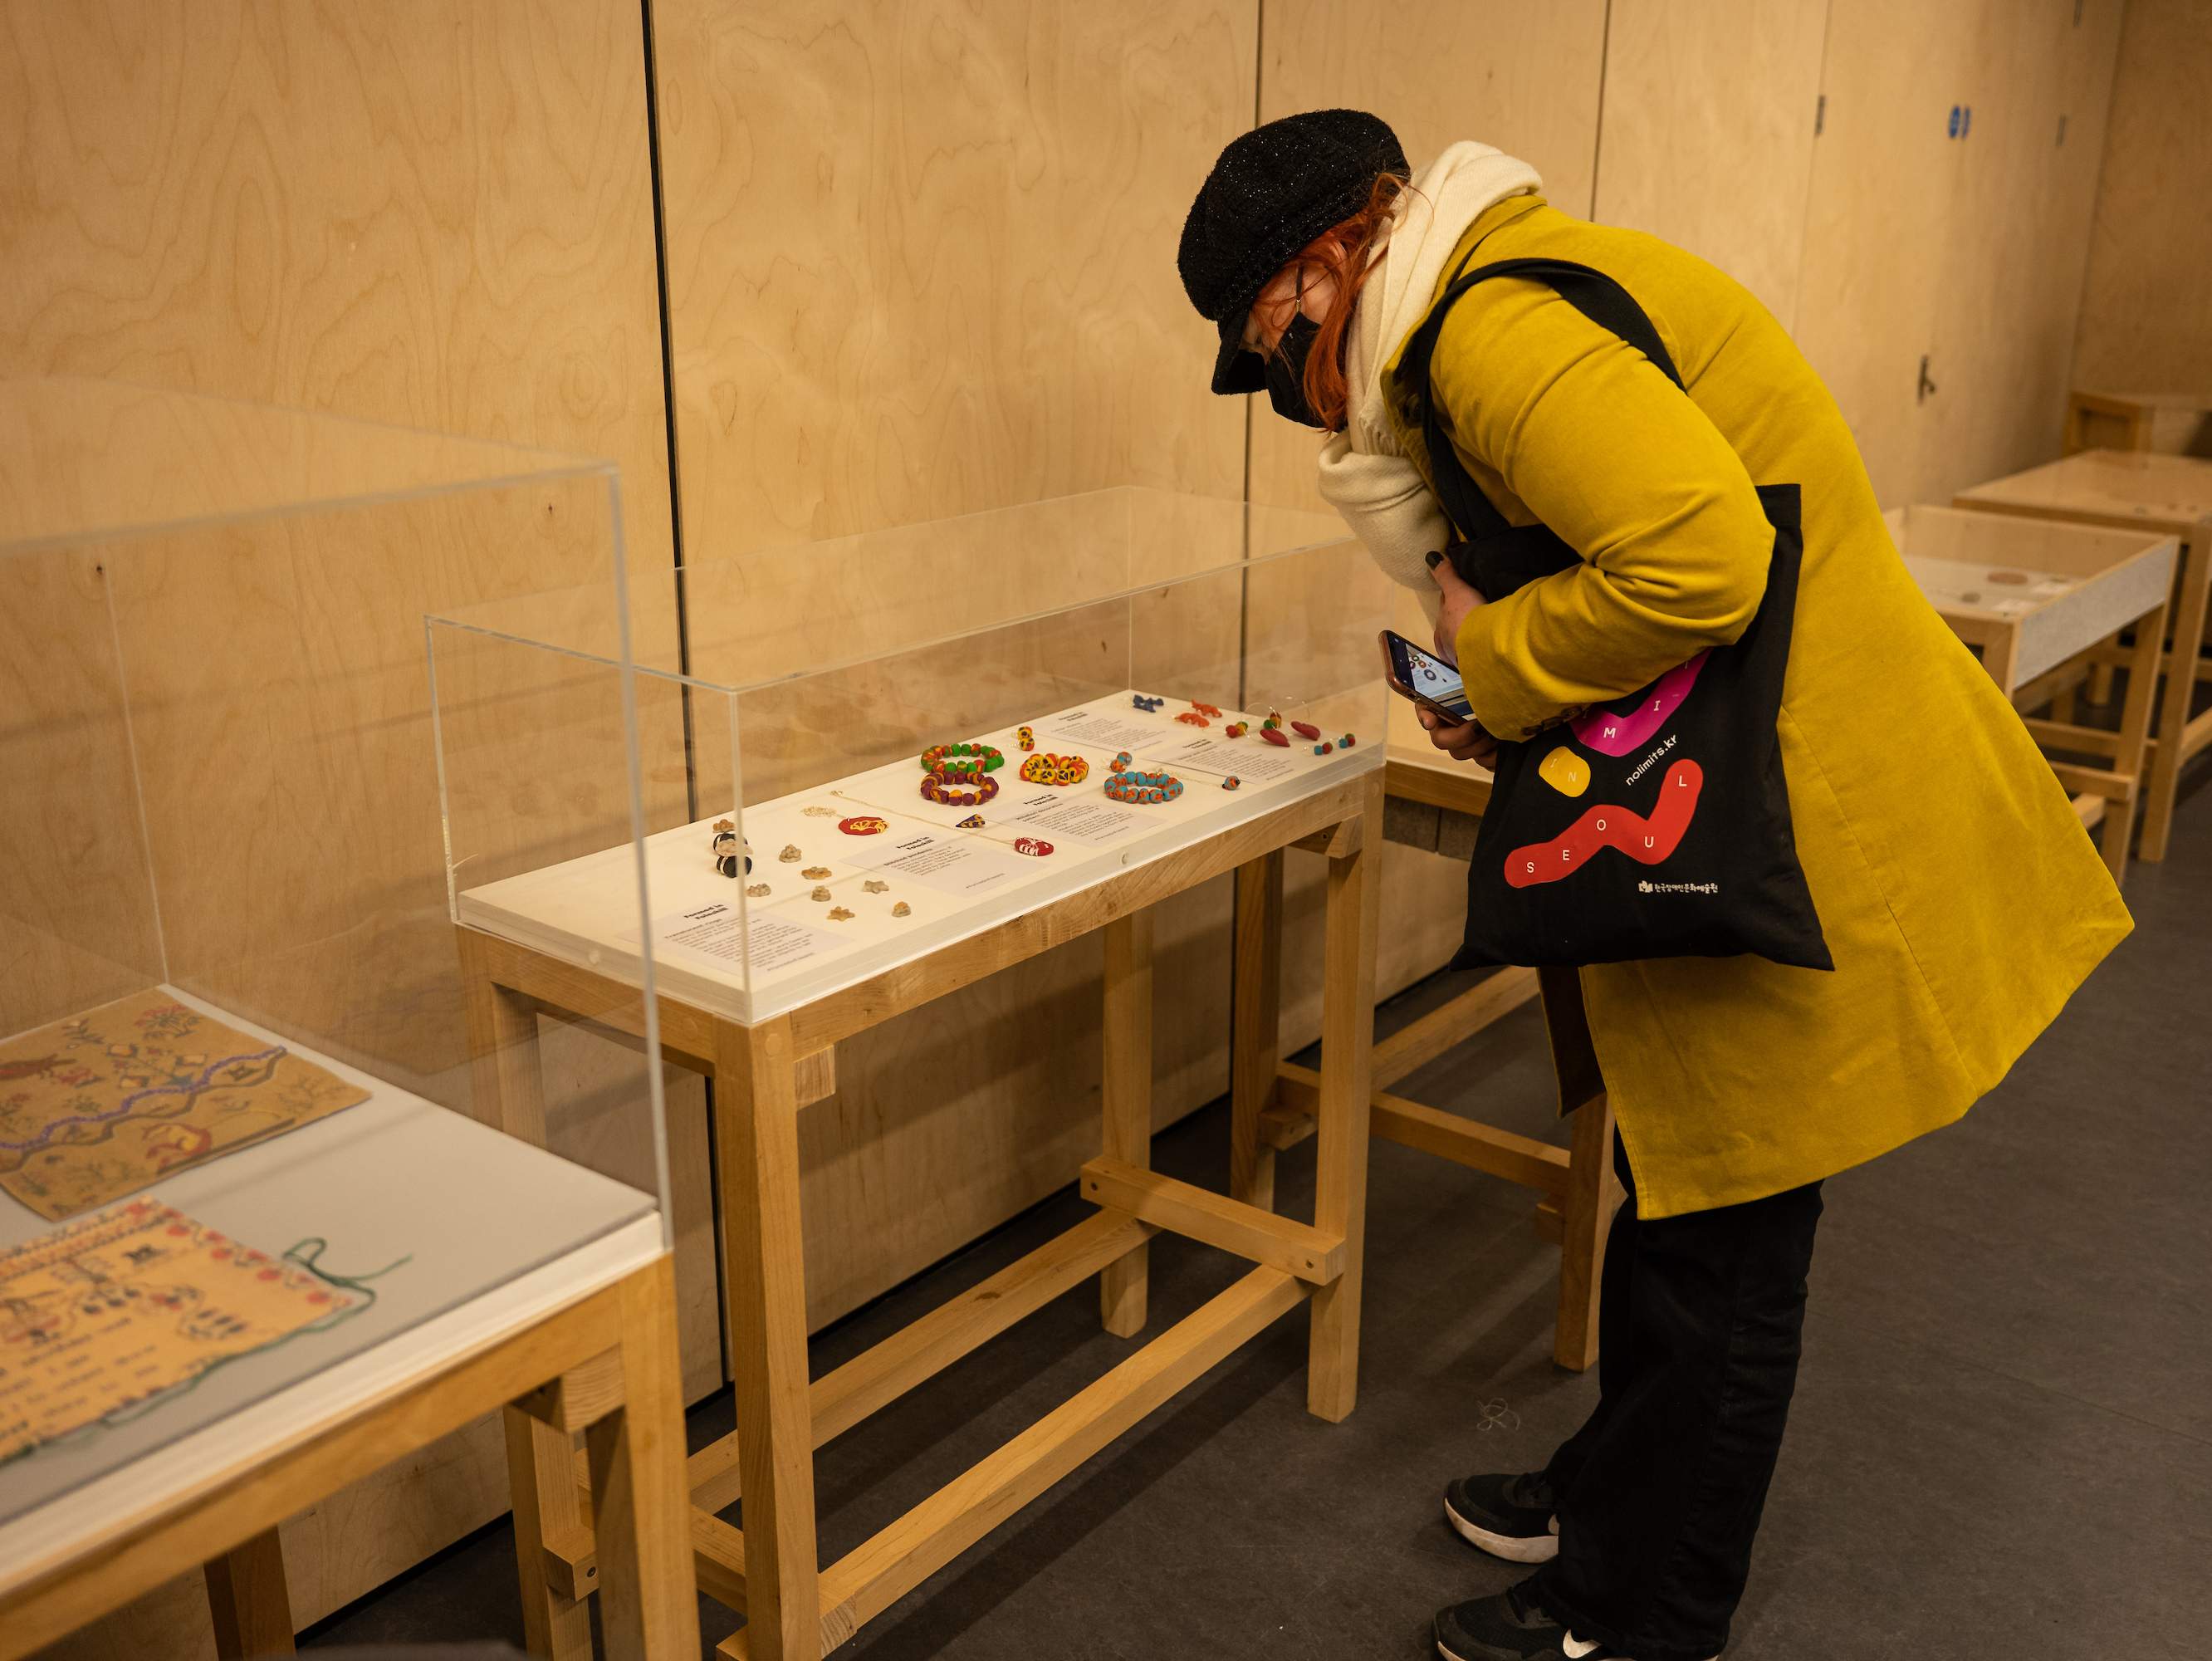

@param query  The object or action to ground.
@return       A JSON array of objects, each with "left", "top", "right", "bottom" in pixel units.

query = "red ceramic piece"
[
  {"left": 1259, "top": 726, "right": 1290, "bottom": 747},
  {"left": 1290, "top": 720, "right": 1320, "bottom": 739},
  {"left": 1014, "top": 837, "right": 1054, "bottom": 856}
]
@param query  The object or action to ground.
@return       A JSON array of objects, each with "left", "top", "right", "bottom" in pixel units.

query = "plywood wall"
[
  {"left": 2071, "top": 0, "right": 2212, "bottom": 398},
  {"left": 1793, "top": 0, "right": 2124, "bottom": 507}
]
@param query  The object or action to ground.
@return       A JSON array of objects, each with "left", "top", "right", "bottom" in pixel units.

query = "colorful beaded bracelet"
[
  {"left": 1103, "top": 768, "right": 1182, "bottom": 805},
  {"left": 1019, "top": 752, "right": 1089, "bottom": 785},
  {"left": 922, "top": 771, "right": 1001, "bottom": 807},
  {"left": 919, "top": 742, "right": 1004, "bottom": 773}
]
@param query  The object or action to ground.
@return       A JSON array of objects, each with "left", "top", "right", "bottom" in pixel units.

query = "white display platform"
[
  {"left": 461, "top": 692, "right": 1379, "bottom": 1025},
  {"left": 0, "top": 987, "right": 657, "bottom": 1541}
]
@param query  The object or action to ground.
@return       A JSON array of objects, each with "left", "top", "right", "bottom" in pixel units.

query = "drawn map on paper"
[
  {"left": 0, "top": 992, "right": 369, "bottom": 1222},
  {"left": 0, "top": 1198, "right": 351, "bottom": 1463}
]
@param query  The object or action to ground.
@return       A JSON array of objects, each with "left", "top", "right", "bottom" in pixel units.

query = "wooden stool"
[
  {"left": 1231, "top": 718, "right": 1625, "bottom": 1373},
  {"left": 1953, "top": 453, "right": 2212, "bottom": 862},
  {"left": 1889, "top": 503, "right": 2176, "bottom": 884},
  {"left": 458, "top": 770, "right": 1383, "bottom": 1661},
  {"left": 2063, "top": 391, "right": 2212, "bottom": 458}
]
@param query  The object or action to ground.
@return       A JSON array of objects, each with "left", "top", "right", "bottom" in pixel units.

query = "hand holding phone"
[{"left": 1380, "top": 630, "right": 1476, "bottom": 724}]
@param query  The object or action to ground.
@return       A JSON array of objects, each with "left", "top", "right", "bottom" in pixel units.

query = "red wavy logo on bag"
[
  {"left": 1504, "top": 760, "right": 1703, "bottom": 888},
  {"left": 1568, "top": 651, "right": 1709, "bottom": 756}
]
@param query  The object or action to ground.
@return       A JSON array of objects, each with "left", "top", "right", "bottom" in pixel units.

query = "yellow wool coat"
[{"left": 1380, "top": 195, "right": 2131, "bottom": 1217}]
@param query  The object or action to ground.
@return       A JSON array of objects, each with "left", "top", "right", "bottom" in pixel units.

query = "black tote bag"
[{"left": 1397, "top": 256, "right": 1833, "bottom": 973}]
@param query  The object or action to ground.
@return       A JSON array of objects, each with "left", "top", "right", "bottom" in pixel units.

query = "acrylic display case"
[
  {"left": 0, "top": 380, "right": 670, "bottom": 1558},
  {"left": 429, "top": 488, "right": 1393, "bottom": 1026}
]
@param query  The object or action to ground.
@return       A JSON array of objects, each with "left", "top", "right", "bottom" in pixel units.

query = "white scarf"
[{"left": 1315, "top": 141, "right": 1543, "bottom": 617}]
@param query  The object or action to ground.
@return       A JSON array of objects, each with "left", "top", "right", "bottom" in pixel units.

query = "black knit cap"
[{"left": 1179, "top": 109, "right": 1409, "bottom": 395}]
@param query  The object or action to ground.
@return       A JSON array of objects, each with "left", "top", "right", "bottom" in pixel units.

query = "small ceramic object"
[
  {"left": 1175, "top": 712, "right": 1210, "bottom": 727},
  {"left": 779, "top": 844, "right": 802, "bottom": 862},
  {"left": 1017, "top": 725, "right": 1035, "bottom": 751},
  {"left": 1190, "top": 701, "right": 1222, "bottom": 718},
  {"left": 1103, "top": 769, "right": 1182, "bottom": 805},
  {"left": 803, "top": 806, "right": 837, "bottom": 818},
  {"left": 746, "top": 883, "right": 771, "bottom": 897},
  {"left": 863, "top": 879, "right": 890, "bottom": 894},
  {"left": 827, "top": 906, "right": 855, "bottom": 922},
  {"left": 839, "top": 816, "right": 888, "bottom": 835},
  {"left": 956, "top": 813, "right": 986, "bottom": 829},
  {"left": 1291, "top": 720, "right": 1320, "bottom": 739},
  {"left": 1314, "top": 741, "right": 1333, "bottom": 754},
  {"left": 1225, "top": 722, "right": 1246, "bottom": 737},
  {"left": 1110, "top": 751, "right": 1133, "bottom": 772},
  {"left": 1131, "top": 693, "right": 1163, "bottom": 712},
  {"left": 810, "top": 885, "right": 832, "bottom": 901},
  {"left": 1014, "top": 837, "right": 1053, "bottom": 856},
  {"left": 801, "top": 865, "right": 831, "bottom": 879},
  {"left": 1259, "top": 727, "right": 1290, "bottom": 747},
  {"left": 891, "top": 901, "right": 912, "bottom": 918},
  {"left": 1222, "top": 776, "right": 1241, "bottom": 790},
  {"left": 1261, "top": 717, "right": 1280, "bottom": 730},
  {"left": 1340, "top": 733, "right": 1357, "bottom": 747}
]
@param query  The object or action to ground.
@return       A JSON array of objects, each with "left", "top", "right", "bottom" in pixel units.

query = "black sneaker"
[
  {"left": 1434, "top": 1578, "right": 1618, "bottom": 1660},
  {"left": 1434, "top": 1577, "right": 1720, "bottom": 1661},
  {"left": 1444, "top": 1471, "right": 1560, "bottom": 1562}
]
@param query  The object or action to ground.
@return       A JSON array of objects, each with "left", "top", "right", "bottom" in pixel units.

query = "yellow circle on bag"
[{"left": 1538, "top": 747, "right": 1591, "bottom": 797}]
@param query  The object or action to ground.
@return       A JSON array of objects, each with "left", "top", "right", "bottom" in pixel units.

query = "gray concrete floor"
[{"left": 305, "top": 752, "right": 2211, "bottom": 1660}]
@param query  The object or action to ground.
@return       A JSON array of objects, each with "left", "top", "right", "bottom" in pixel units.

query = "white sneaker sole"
[{"left": 1442, "top": 1495, "right": 1560, "bottom": 1563}]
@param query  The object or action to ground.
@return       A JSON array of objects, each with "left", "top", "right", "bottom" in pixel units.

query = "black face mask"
[{"left": 1264, "top": 311, "right": 1327, "bottom": 429}]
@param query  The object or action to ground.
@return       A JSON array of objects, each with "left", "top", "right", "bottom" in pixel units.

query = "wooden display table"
[
  {"left": 1235, "top": 692, "right": 1623, "bottom": 1374},
  {"left": 1890, "top": 504, "right": 2176, "bottom": 884},
  {"left": 0, "top": 1253, "right": 694, "bottom": 1661},
  {"left": 459, "top": 767, "right": 1383, "bottom": 1661},
  {"left": 1955, "top": 451, "right": 2212, "bottom": 862}
]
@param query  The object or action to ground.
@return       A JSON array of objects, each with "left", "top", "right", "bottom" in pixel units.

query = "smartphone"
[{"left": 1380, "top": 630, "right": 1476, "bottom": 724}]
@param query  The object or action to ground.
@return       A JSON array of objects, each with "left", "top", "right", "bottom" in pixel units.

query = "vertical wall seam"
[
  {"left": 1783, "top": 0, "right": 1838, "bottom": 338},
  {"left": 1588, "top": 0, "right": 1614, "bottom": 218}
]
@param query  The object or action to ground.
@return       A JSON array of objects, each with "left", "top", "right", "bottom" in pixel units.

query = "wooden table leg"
[
  {"left": 2140, "top": 536, "right": 2209, "bottom": 862},
  {"left": 1100, "top": 909, "right": 1154, "bottom": 1336},
  {"left": 1308, "top": 773, "right": 1382, "bottom": 1423},
  {"left": 458, "top": 925, "right": 550, "bottom": 1145},
  {"left": 1554, "top": 1094, "right": 1623, "bottom": 1372},
  {"left": 587, "top": 1255, "right": 701, "bottom": 1661},
  {"left": 2099, "top": 602, "right": 2170, "bottom": 882},
  {"left": 715, "top": 1014, "right": 822, "bottom": 1661},
  {"left": 503, "top": 1408, "right": 593, "bottom": 1661},
  {"left": 1229, "top": 850, "right": 1284, "bottom": 1212},
  {"left": 203, "top": 1528, "right": 293, "bottom": 1658}
]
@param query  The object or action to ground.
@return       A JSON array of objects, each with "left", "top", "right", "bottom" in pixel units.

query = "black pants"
[{"left": 1532, "top": 1135, "right": 1823, "bottom": 1661}]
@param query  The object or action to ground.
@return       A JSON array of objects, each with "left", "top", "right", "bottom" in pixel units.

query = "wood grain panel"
[
  {"left": 1591, "top": 0, "right": 1829, "bottom": 331},
  {"left": 653, "top": 0, "right": 1252, "bottom": 554},
  {"left": 2071, "top": 0, "right": 2212, "bottom": 395},
  {"left": 1794, "top": 0, "right": 2124, "bottom": 508}
]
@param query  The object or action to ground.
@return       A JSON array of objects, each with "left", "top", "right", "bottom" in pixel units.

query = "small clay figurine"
[
  {"left": 957, "top": 813, "right": 986, "bottom": 829},
  {"left": 862, "top": 879, "right": 890, "bottom": 894},
  {"left": 801, "top": 865, "right": 831, "bottom": 879},
  {"left": 1017, "top": 725, "right": 1035, "bottom": 751},
  {"left": 1222, "top": 777, "right": 1241, "bottom": 790},
  {"left": 1340, "top": 733, "right": 1357, "bottom": 747},
  {"left": 803, "top": 806, "right": 836, "bottom": 818},
  {"left": 1291, "top": 720, "right": 1321, "bottom": 740},
  {"left": 746, "top": 883, "right": 771, "bottom": 897},
  {"left": 827, "top": 907, "right": 855, "bottom": 922},
  {"left": 779, "top": 844, "right": 802, "bottom": 862},
  {"left": 810, "top": 885, "right": 832, "bottom": 901},
  {"left": 1259, "top": 727, "right": 1290, "bottom": 747},
  {"left": 711, "top": 817, "right": 750, "bottom": 878},
  {"left": 1014, "top": 837, "right": 1053, "bottom": 856},
  {"left": 891, "top": 901, "right": 912, "bottom": 918}
]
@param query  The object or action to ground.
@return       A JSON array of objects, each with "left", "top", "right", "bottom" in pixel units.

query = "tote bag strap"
[{"left": 1397, "top": 257, "right": 1686, "bottom": 545}]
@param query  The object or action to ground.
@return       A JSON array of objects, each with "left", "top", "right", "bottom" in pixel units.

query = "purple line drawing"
[{"left": 0, "top": 1047, "right": 286, "bottom": 1155}]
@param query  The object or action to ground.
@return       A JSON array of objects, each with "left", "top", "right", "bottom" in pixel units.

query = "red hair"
[{"left": 1272, "top": 172, "right": 1411, "bottom": 433}]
